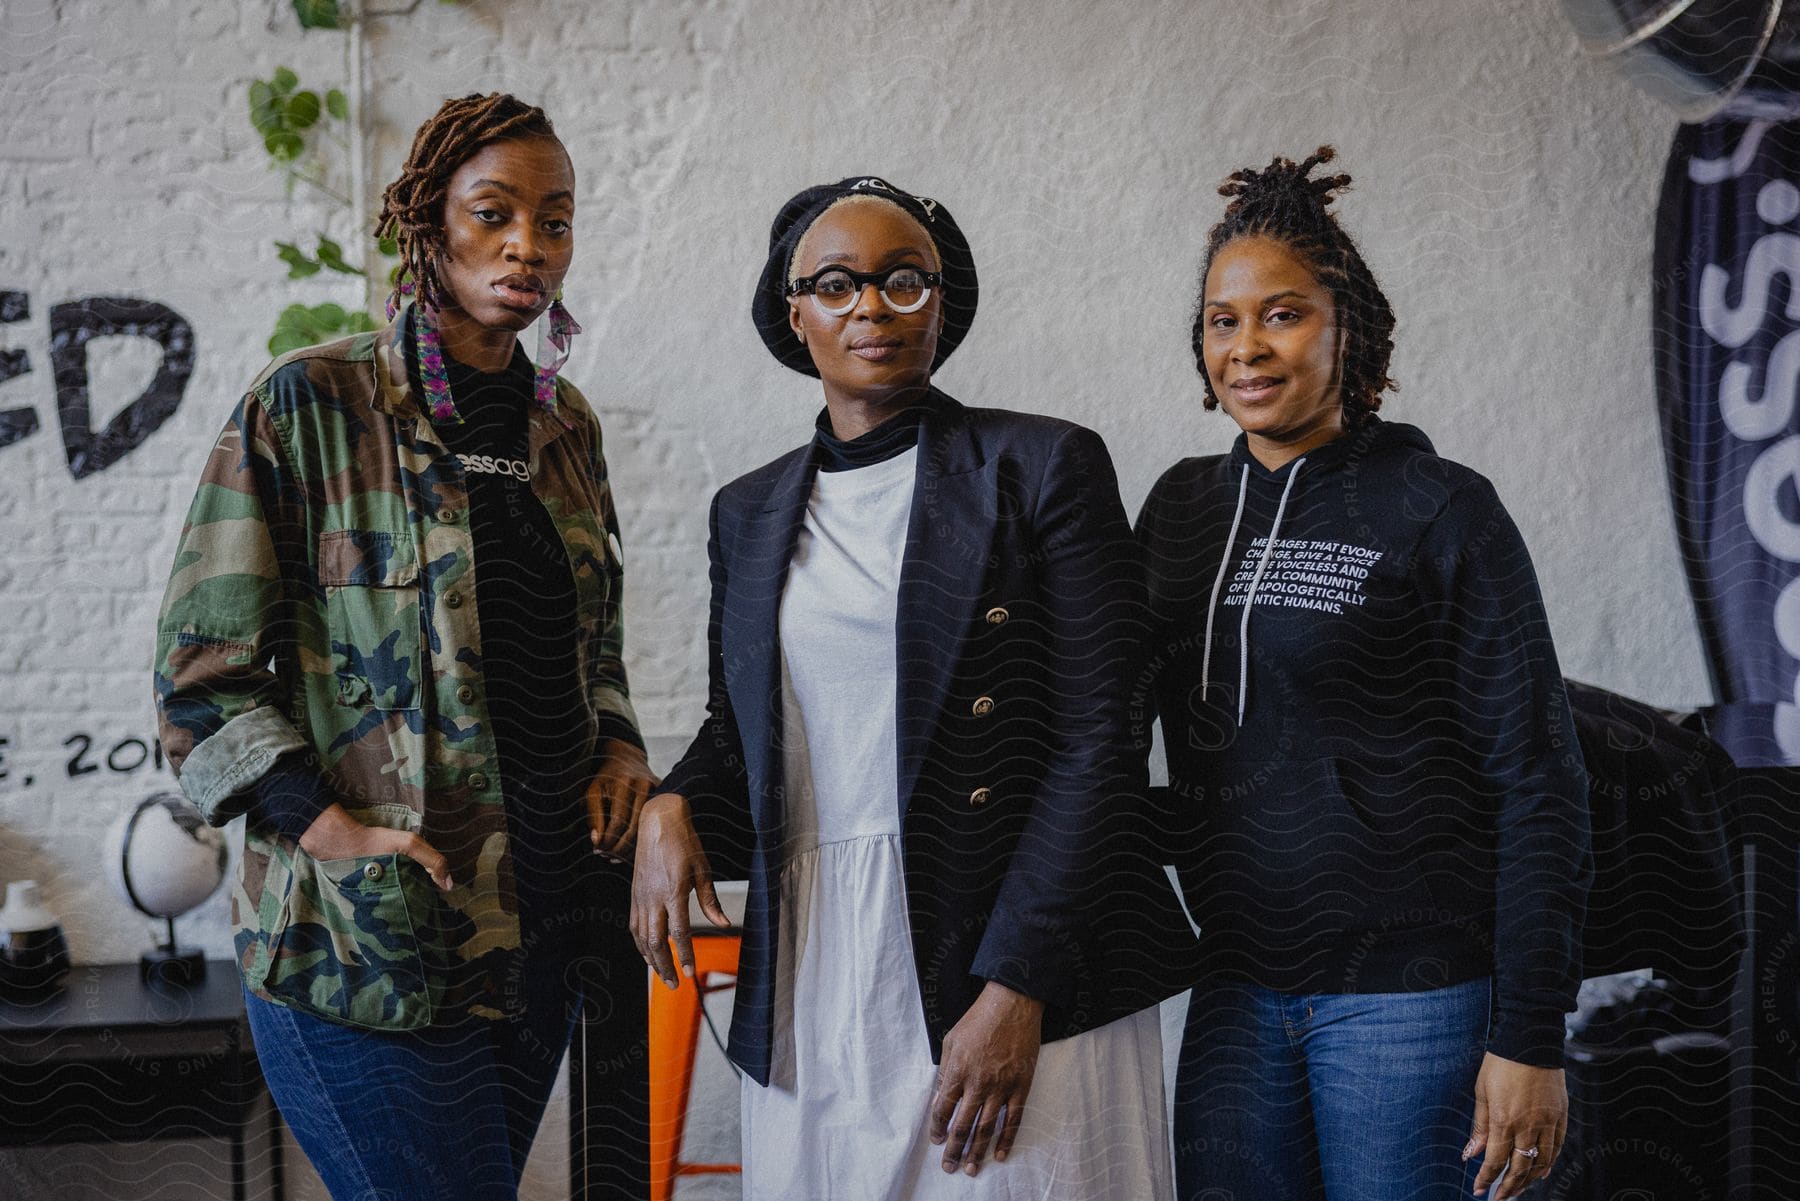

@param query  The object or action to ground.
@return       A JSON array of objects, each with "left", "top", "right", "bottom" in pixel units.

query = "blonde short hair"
[{"left": 787, "top": 193, "right": 943, "bottom": 287}]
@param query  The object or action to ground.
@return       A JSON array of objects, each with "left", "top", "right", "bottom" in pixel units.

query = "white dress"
[{"left": 738, "top": 447, "right": 1171, "bottom": 1201}]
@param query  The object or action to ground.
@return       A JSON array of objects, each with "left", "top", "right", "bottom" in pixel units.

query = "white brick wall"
[{"left": 0, "top": 0, "right": 1697, "bottom": 1196}]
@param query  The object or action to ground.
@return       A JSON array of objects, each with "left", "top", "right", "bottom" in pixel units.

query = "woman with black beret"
[{"left": 630, "top": 176, "right": 1192, "bottom": 1197}]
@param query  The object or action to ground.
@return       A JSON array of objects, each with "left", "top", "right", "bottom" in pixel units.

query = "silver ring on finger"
[{"left": 1512, "top": 1146, "right": 1541, "bottom": 1160}]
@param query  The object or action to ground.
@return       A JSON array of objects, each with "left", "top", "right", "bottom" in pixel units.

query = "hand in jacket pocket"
[{"left": 299, "top": 803, "right": 453, "bottom": 892}]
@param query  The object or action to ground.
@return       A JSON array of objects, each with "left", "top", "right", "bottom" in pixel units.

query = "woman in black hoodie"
[{"left": 1138, "top": 148, "right": 1591, "bottom": 1201}]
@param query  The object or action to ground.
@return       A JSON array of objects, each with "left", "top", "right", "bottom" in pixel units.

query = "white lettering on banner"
[
  {"left": 1744, "top": 435, "right": 1800, "bottom": 561},
  {"left": 1698, "top": 232, "right": 1800, "bottom": 349},
  {"left": 1721, "top": 326, "right": 1800, "bottom": 440},
  {"left": 1692, "top": 120, "right": 1800, "bottom": 757},
  {"left": 1689, "top": 119, "right": 1771, "bottom": 186},
  {"left": 1220, "top": 538, "right": 1384, "bottom": 616},
  {"left": 1774, "top": 573, "right": 1800, "bottom": 661}
]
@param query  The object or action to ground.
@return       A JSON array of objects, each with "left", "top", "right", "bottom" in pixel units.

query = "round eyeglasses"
[{"left": 786, "top": 265, "right": 942, "bottom": 317}]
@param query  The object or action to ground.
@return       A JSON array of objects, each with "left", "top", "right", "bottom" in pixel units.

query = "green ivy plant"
[
  {"left": 247, "top": 67, "right": 342, "bottom": 168},
  {"left": 250, "top": 60, "right": 382, "bottom": 355},
  {"left": 269, "top": 302, "right": 377, "bottom": 356},
  {"left": 252, "top": 0, "right": 456, "bottom": 356},
  {"left": 292, "top": 0, "right": 352, "bottom": 28}
]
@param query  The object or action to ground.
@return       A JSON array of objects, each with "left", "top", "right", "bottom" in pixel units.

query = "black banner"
[{"left": 1657, "top": 117, "right": 1800, "bottom": 765}]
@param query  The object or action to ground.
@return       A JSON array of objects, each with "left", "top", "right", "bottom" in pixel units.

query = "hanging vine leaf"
[
  {"left": 315, "top": 236, "right": 359, "bottom": 275},
  {"left": 265, "top": 130, "right": 305, "bottom": 161},
  {"left": 326, "top": 88, "right": 349, "bottom": 120},
  {"left": 269, "top": 302, "right": 377, "bottom": 357},
  {"left": 272, "top": 66, "right": 299, "bottom": 93},
  {"left": 275, "top": 241, "right": 323, "bottom": 279},
  {"left": 291, "top": 0, "right": 345, "bottom": 31},
  {"left": 248, "top": 81, "right": 281, "bottom": 135},
  {"left": 285, "top": 90, "right": 322, "bottom": 130},
  {"left": 271, "top": 236, "right": 364, "bottom": 279}
]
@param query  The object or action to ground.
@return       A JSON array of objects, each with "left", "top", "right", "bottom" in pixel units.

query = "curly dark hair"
[
  {"left": 1192, "top": 146, "right": 1396, "bottom": 429},
  {"left": 375, "top": 93, "right": 559, "bottom": 313}
]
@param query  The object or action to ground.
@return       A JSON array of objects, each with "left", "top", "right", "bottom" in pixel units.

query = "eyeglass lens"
[{"left": 812, "top": 267, "right": 932, "bottom": 314}]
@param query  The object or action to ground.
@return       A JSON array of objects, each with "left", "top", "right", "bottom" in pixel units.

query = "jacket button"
[
  {"left": 969, "top": 787, "right": 991, "bottom": 807},
  {"left": 984, "top": 606, "right": 1008, "bottom": 626},
  {"left": 446, "top": 592, "right": 464, "bottom": 609},
  {"left": 438, "top": 507, "right": 459, "bottom": 523},
  {"left": 971, "top": 696, "right": 995, "bottom": 717},
  {"left": 468, "top": 772, "right": 488, "bottom": 791},
  {"left": 456, "top": 684, "right": 475, "bottom": 704},
  {"left": 362, "top": 861, "right": 384, "bottom": 882}
]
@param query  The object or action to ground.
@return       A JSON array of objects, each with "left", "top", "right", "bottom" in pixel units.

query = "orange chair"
[{"left": 648, "top": 930, "right": 742, "bottom": 1201}]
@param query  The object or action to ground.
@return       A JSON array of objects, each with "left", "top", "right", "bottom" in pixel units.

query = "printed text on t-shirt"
[
  {"left": 1222, "top": 538, "right": 1383, "bottom": 615},
  {"left": 456, "top": 453, "right": 531, "bottom": 481}
]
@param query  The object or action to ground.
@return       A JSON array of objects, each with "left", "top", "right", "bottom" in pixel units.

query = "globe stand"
[
  {"left": 110, "top": 792, "right": 228, "bottom": 989},
  {"left": 140, "top": 916, "right": 205, "bottom": 987}
]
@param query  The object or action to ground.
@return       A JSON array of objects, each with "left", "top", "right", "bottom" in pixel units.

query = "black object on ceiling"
[{"left": 1563, "top": 0, "right": 1800, "bottom": 120}]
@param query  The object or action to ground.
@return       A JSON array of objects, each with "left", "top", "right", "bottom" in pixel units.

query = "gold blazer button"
[
  {"left": 971, "top": 696, "right": 995, "bottom": 717},
  {"left": 969, "top": 787, "right": 992, "bottom": 807},
  {"left": 984, "top": 606, "right": 1008, "bottom": 625}
]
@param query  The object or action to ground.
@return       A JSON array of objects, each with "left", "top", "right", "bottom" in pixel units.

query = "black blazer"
[{"left": 660, "top": 391, "right": 1197, "bottom": 1085}]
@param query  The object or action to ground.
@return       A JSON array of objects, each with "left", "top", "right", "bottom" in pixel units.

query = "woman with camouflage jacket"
[{"left": 153, "top": 94, "right": 655, "bottom": 1200}]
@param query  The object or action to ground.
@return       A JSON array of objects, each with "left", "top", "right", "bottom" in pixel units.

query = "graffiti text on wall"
[
  {"left": 0, "top": 732, "right": 170, "bottom": 790},
  {"left": 0, "top": 293, "right": 194, "bottom": 478}
]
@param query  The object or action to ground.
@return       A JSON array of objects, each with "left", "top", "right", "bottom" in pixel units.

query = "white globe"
[{"left": 102, "top": 793, "right": 230, "bottom": 919}]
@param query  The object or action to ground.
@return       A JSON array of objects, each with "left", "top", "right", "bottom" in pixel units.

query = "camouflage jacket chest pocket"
[{"left": 317, "top": 528, "right": 423, "bottom": 711}]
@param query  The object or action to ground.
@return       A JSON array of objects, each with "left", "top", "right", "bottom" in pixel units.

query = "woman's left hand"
[
  {"left": 1465, "top": 1052, "right": 1567, "bottom": 1198},
  {"left": 927, "top": 981, "right": 1044, "bottom": 1177},
  {"left": 586, "top": 739, "right": 659, "bottom": 860}
]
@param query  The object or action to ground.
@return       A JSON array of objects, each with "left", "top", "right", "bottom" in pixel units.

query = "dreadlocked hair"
[
  {"left": 1192, "top": 146, "right": 1396, "bottom": 430},
  {"left": 376, "top": 93, "right": 558, "bottom": 313}
]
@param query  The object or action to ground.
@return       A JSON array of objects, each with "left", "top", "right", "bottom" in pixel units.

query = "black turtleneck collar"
[{"left": 812, "top": 400, "right": 927, "bottom": 472}]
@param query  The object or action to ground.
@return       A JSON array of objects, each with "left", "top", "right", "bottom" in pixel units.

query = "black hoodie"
[{"left": 1136, "top": 418, "right": 1591, "bottom": 1068}]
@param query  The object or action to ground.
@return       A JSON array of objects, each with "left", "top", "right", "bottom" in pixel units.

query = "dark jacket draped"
[{"left": 659, "top": 391, "right": 1198, "bottom": 1085}]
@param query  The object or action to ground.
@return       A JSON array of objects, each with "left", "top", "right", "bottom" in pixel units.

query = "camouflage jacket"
[{"left": 154, "top": 308, "right": 638, "bottom": 1028}]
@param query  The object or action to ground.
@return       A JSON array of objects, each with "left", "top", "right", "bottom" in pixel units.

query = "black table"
[{"left": 0, "top": 959, "right": 281, "bottom": 1201}]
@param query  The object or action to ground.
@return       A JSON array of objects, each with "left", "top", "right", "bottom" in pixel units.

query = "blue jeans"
[
  {"left": 1173, "top": 976, "right": 1490, "bottom": 1201},
  {"left": 245, "top": 953, "right": 581, "bottom": 1201}
]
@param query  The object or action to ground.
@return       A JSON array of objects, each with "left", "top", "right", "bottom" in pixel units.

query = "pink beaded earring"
[{"left": 534, "top": 293, "right": 581, "bottom": 427}]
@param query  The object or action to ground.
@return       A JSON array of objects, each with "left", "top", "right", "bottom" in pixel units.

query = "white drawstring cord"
[
  {"left": 1236, "top": 457, "right": 1306, "bottom": 725},
  {"left": 1199, "top": 466, "right": 1250, "bottom": 702}
]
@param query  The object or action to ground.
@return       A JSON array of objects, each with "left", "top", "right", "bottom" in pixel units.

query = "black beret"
[{"left": 752, "top": 175, "right": 978, "bottom": 377}]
